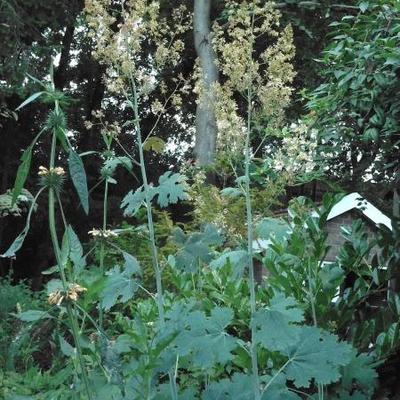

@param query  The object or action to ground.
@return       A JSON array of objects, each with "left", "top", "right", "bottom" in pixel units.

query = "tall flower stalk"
[
  {"left": 85, "top": 3, "right": 190, "bottom": 396},
  {"left": 129, "top": 79, "right": 165, "bottom": 322},
  {"left": 210, "top": 1, "right": 296, "bottom": 398},
  {"left": 47, "top": 98, "right": 92, "bottom": 399},
  {"left": 98, "top": 147, "right": 110, "bottom": 328},
  {"left": 244, "top": 8, "right": 260, "bottom": 398},
  {"left": 126, "top": 78, "right": 180, "bottom": 400}
]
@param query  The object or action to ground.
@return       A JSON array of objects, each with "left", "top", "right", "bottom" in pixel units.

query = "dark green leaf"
[
  {"left": 256, "top": 218, "right": 291, "bottom": 242},
  {"left": 172, "top": 307, "right": 237, "bottom": 369},
  {"left": 1, "top": 189, "right": 42, "bottom": 258},
  {"left": 284, "top": 326, "right": 353, "bottom": 388},
  {"left": 209, "top": 250, "right": 248, "bottom": 278},
  {"left": 68, "top": 149, "right": 89, "bottom": 214},
  {"left": 15, "top": 310, "right": 50, "bottom": 322},
  {"left": 59, "top": 335, "right": 75, "bottom": 357},
  {"left": 100, "top": 264, "right": 139, "bottom": 311},
  {"left": 252, "top": 293, "right": 304, "bottom": 352},
  {"left": 11, "top": 146, "right": 33, "bottom": 205}
]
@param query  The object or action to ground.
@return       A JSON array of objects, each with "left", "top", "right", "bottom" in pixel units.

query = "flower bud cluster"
[
  {"left": 38, "top": 166, "right": 66, "bottom": 192},
  {"left": 38, "top": 166, "right": 65, "bottom": 176},
  {"left": 48, "top": 283, "right": 87, "bottom": 305}
]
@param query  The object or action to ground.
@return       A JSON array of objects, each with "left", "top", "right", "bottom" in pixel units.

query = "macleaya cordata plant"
[
  {"left": 85, "top": 0, "right": 191, "bottom": 397},
  {"left": 83, "top": 1, "right": 363, "bottom": 399},
  {"left": 208, "top": 1, "right": 295, "bottom": 398}
]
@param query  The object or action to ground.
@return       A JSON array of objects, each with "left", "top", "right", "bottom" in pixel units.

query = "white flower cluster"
[
  {"left": 209, "top": 0, "right": 296, "bottom": 156},
  {"left": 273, "top": 120, "right": 318, "bottom": 175},
  {"left": 88, "top": 228, "right": 118, "bottom": 239}
]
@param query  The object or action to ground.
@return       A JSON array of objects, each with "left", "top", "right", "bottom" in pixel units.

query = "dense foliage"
[{"left": 0, "top": 0, "right": 399, "bottom": 399}]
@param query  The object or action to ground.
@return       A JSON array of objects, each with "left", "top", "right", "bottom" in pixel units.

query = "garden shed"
[{"left": 323, "top": 192, "right": 392, "bottom": 261}]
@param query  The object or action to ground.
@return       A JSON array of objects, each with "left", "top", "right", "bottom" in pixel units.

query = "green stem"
[
  {"left": 245, "top": 3, "right": 260, "bottom": 398},
  {"left": 308, "top": 262, "right": 318, "bottom": 327},
  {"left": 130, "top": 81, "right": 165, "bottom": 322},
  {"left": 129, "top": 80, "right": 179, "bottom": 399},
  {"left": 261, "top": 358, "right": 291, "bottom": 395},
  {"left": 48, "top": 118, "right": 92, "bottom": 400},
  {"left": 307, "top": 263, "right": 323, "bottom": 399},
  {"left": 98, "top": 178, "right": 109, "bottom": 328},
  {"left": 245, "top": 88, "right": 260, "bottom": 400}
]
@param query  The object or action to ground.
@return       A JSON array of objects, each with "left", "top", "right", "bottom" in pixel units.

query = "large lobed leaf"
[
  {"left": 154, "top": 171, "right": 188, "bottom": 208},
  {"left": 121, "top": 171, "right": 188, "bottom": 216},
  {"left": 171, "top": 306, "right": 237, "bottom": 370},
  {"left": 203, "top": 373, "right": 300, "bottom": 400},
  {"left": 100, "top": 254, "right": 141, "bottom": 310},
  {"left": 121, "top": 186, "right": 148, "bottom": 216},
  {"left": 284, "top": 326, "right": 353, "bottom": 388},
  {"left": 209, "top": 249, "right": 248, "bottom": 278},
  {"left": 171, "top": 224, "right": 223, "bottom": 272},
  {"left": 252, "top": 293, "right": 304, "bottom": 352}
]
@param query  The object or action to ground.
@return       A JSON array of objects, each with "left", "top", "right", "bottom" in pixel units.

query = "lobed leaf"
[
  {"left": 154, "top": 171, "right": 188, "bottom": 208},
  {"left": 100, "top": 255, "right": 141, "bottom": 310},
  {"left": 171, "top": 306, "right": 237, "bottom": 369},
  {"left": 121, "top": 186, "right": 148, "bottom": 216},
  {"left": 284, "top": 326, "right": 353, "bottom": 388}
]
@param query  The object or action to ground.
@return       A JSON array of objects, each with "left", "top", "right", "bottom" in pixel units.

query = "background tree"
[
  {"left": 307, "top": 0, "right": 400, "bottom": 199},
  {"left": 193, "top": 0, "right": 219, "bottom": 167}
]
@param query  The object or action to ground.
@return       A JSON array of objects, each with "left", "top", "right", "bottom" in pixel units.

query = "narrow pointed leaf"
[
  {"left": 15, "top": 92, "right": 45, "bottom": 111},
  {"left": 1, "top": 189, "right": 43, "bottom": 258},
  {"left": 11, "top": 146, "right": 33, "bottom": 205},
  {"left": 15, "top": 310, "right": 50, "bottom": 322},
  {"left": 68, "top": 149, "right": 89, "bottom": 214},
  {"left": 12, "top": 129, "right": 45, "bottom": 205}
]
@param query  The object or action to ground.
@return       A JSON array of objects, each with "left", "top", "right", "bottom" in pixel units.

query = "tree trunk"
[
  {"left": 193, "top": 0, "right": 218, "bottom": 167},
  {"left": 54, "top": 24, "right": 75, "bottom": 90}
]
